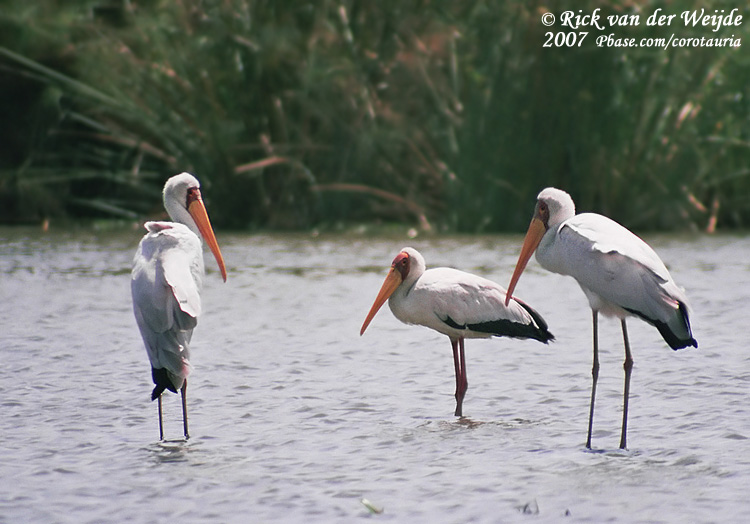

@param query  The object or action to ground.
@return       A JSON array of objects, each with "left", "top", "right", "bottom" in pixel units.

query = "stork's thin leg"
[
  {"left": 619, "top": 320, "right": 633, "bottom": 450},
  {"left": 451, "top": 339, "right": 461, "bottom": 416},
  {"left": 157, "top": 394, "right": 164, "bottom": 441},
  {"left": 586, "top": 311, "right": 600, "bottom": 449},
  {"left": 457, "top": 338, "right": 468, "bottom": 416},
  {"left": 451, "top": 339, "right": 466, "bottom": 417},
  {"left": 181, "top": 380, "right": 190, "bottom": 440}
]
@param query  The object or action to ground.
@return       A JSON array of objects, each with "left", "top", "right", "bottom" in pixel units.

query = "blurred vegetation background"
[{"left": 0, "top": 0, "right": 748, "bottom": 232}]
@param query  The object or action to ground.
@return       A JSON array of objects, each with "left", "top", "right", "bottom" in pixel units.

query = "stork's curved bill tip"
[
  {"left": 505, "top": 217, "right": 546, "bottom": 306},
  {"left": 360, "top": 268, "right": 403, "bottom": 336}
]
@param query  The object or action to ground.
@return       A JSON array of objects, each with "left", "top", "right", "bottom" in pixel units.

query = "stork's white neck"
[{"left": 164, "top": 197, "right": 199, "bottom": 238}]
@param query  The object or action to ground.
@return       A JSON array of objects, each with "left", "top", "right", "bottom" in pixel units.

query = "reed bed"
[{"left": 0, "top": 1, "right": 747, "bottom": 231}]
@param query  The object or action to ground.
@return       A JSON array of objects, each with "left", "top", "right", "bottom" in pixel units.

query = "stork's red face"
[
  {"left": 390, "top": 251, "right": 411, "bottom": 280},
  {"left": 186, "top": 186, "right": 227, "bottom": 282},
  {"left": 360, "top": 251, "right": 410, "bottom": 336}
]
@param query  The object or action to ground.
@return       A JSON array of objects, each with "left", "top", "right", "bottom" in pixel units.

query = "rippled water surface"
[{"left": 1, "top": 226, "right": 749, "bottom": 523}]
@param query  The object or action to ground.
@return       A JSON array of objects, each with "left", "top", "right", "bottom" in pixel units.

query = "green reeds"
[{"left": 0, "top": 1, "right": 748, "bottom": 231}]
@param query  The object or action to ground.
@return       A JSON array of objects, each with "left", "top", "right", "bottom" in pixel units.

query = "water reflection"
[{"left": 148, "top": 439, "right": 193, "bottom": 464}]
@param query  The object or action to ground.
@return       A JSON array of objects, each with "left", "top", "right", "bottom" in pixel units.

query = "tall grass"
[{"left": 0, "top": 1, "right": 748, "bottom": 231}]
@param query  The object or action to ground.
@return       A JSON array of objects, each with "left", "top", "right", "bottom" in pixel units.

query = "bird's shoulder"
[
  {"left": 136, "top": 221, "right": 202, "bottom": 263},
  {"left": 418, "top": 267, "right": 503, "bottom": 295},
  {"left": 142, "top": 221, "right": 199, "bottom": 243},
  {"left": 560, "top": 213, "right": 669, "bottom": 279}
]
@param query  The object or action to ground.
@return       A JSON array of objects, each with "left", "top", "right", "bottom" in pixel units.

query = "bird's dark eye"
[
  {"left": 186, "top": 187, "right": 201, "bottom": 207},
  {"left": 536, "top": 200, "right": 550, "bottom": 225},
  {"left": 391, "top": 252, "right": 411, "bottom": 278}
]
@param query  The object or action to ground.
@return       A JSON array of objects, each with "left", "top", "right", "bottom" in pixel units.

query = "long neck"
[
  {"left": 552, "top": 195, "right": 576, "bottom": 230},
  {"left": 164, "top": 197, "right": 201, "bottom": 239}
]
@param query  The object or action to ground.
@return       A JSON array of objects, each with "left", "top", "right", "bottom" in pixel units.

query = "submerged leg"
[
  {"left": 157, "top": 394, "right": 164, "bottom": 441},
  {"left": 586, "top": 311, "right": 600, "bottom": 449},
  {"left": 451, "top": 338, "right": 468, "bottom": 417},
  {"left": 181, "top": 380, "right": 190, "bottom": 440},
  {"left": 619, "top": 320, "right": 633, "bottom": 450}
]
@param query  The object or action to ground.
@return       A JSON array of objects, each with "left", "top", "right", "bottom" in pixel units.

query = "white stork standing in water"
[
  {"left": 360, "top": 247, "right": 554, "bottom": 417},
  {"left": 131, "top": 172, "right": 227, "bottom": 440},
  {"left": 505, "top": 187, "right": 697, "bottom": 449}
]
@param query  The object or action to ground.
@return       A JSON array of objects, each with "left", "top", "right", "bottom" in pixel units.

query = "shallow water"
[{"left": 1, "top": 226, "right": 749, "bottom": 523}]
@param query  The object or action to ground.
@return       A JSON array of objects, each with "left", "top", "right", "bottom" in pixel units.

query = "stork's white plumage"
[
  {"left": 506, "top": 187, "right": 697, "bottom": 449},
  {"left": 361, "top": 247, "right": 554, "bottom": 417},
  {"left": 131, "top": 172, "right": 226, "bottom": 440}
]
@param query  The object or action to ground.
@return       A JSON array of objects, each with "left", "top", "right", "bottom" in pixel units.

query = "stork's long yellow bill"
[
  {"left": 360, "top": 268, "right": 403, "bottom": 335},
  {"left": 188, "top": 197, "right": 227, "bottom": 282},
  {"left": 505, "top": 216, "right": 546, "bottom": 306}
]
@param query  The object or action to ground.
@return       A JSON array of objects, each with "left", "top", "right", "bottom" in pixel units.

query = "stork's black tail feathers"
[
  {"left": 151, "top": 367, "right": 179, "bottom": 401},
  {"left": 513, "top": 298, "right": 555, "bottom": 343},
  {"left": 624, "top": 301, "right": 698, "bottom": 350},
  {"left": 443, "top": 298, "right": 554, "bottom": 344}
]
